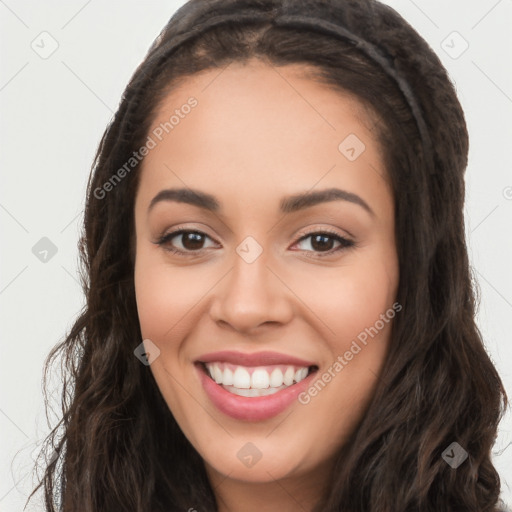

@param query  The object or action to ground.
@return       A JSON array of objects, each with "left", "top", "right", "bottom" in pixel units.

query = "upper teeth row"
[{"left": 205, "top": 363, "right": 309, "bottom": 389}]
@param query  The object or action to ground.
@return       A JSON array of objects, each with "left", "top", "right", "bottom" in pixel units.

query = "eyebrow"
[{"left": 148, "top": 187, "right": 375, "bottom": 217}]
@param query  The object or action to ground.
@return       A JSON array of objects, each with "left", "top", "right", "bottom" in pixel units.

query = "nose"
[{"left": 209, "top": 249, "right": 294, "bottom": 334}]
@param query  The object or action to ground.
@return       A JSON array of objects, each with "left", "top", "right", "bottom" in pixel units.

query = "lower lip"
[{"left": 195, "top": 363, "right": 317, "bottom": 421}]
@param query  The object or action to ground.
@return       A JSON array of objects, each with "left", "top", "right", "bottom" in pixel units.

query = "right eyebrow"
[{"left": 148, "top": 188, "right": 219, "bottom": 214}]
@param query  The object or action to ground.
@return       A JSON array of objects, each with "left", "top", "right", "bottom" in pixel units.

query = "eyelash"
[{"left": 153, "top": 227, "right": 355, "bottom": 259}]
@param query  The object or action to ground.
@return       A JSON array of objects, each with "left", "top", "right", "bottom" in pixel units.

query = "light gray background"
[{"left": 1, "top": 1, "right": 511, "bottom": 510}]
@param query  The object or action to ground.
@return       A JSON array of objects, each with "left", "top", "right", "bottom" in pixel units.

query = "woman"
[{"left": 29, "top": 0, "right": 508, "bottom": 510}]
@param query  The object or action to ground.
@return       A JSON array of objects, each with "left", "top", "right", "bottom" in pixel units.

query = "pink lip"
[
  {"left": 196, "top": 350, "right": 316, "bottom": 367},
  {"left": 195, "top": 361, "right": 318, "bottom": 422}
]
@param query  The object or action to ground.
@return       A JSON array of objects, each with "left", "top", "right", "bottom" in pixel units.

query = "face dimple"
[{"left": 133, "top": 60, "right": 399, "bottom": 504}]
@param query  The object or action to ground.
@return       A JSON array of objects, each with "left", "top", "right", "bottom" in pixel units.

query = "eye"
[
  {"left": 153, "top": 228, "right": 355, "bottom": 258},
  {"left": 154, "top": 229, "right": 218, "bottom": 255},
  {"left": 292, "top": 229, "right": 355, "bottom": 258}
]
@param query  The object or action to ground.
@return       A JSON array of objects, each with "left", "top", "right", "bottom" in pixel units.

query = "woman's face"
[{"left": 134, "top": 59, "right": 399, "bottom": 492}]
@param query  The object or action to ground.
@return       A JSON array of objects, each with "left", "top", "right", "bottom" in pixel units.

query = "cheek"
[
  {"left": 293, "top": 258, "right": 398, "bottom": 438},
  {"left": 289, "top": 254, "right": 398, "bottom": 349},
  {"left": 133, "top": 250, "right": 204, "bottom": 426},
  {"left": 134, "top": 249, "right": 209, "bottom": 341},
  {"left": 332, "top": 269, "right": 395, "bottom": 342}
]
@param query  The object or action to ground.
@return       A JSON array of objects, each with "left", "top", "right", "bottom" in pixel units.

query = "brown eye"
[
  {"left": 179, "top": 231, "right": 206, "bottom": 250},
  {"left": 310, "top": 234, "right": 336, "bottom": 252},
  {"left": 155, "top": 230, "right": 217, "bottom": 255},
  {"left": 293, "top": 231, "right": 355, "bottom": 258}
]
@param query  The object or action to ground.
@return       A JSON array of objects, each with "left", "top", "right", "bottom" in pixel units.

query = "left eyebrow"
[{"left": 279, "top": 188, "right": 375, "bottom": 217}]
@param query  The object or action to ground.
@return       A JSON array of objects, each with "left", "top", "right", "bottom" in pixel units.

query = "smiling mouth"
[{"left": 198, "top": 361, "right": 319, "bottom": 397}]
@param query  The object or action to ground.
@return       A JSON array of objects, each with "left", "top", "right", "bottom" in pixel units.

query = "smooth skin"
[{"left": 133, "top": 59, "right": 399, "bottom": 512}]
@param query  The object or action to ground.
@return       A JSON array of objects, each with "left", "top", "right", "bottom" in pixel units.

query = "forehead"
[{"left": 135, "top": 59, "right": 391, "bottom": 218}]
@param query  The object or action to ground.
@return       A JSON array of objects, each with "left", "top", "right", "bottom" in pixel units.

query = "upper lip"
[{"left": 196, "top": 350, "right": 317, "bottom": 368}]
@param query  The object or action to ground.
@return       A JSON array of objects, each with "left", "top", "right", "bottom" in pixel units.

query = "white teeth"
[
  {"left": 223, "top": 384, "right": 288, "bottom": 397},
  {"left": 283, "top": 366, "right": 295, "bottom": 386},
  {"left": 295, "top": 367, "right": 308, "bottom": 382},
  {"left": 251, "top": 369, "right": 270, "bottom": 389},
  {"left": 269, "top": 368, "right": 284, "bottom": 388},
  {"left": 213, "top": 365, "right": 223, "bottom": 384},
  {"left": 223, "top": 367, "right": 233, "bottom": 386},
  {"left": 204, "top": 362, "right": 312, "bottom": 392},
  {"left": 232, "top": 367, "right": 251, "bottom": 389}
]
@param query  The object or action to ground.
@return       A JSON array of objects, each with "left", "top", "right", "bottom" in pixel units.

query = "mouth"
[
  {"left": 197, "top": 361, "right": 319, "bottom": 397},
  {"left": 194, "top": 351, "right": 319, "bottom": 421}
]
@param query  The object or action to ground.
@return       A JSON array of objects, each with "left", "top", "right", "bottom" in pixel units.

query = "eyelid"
[
  {"left": 159, "top": 224, "right": 218, "bottom": 240},
  {"left": 293, "top": 226, "right": 351, "bottom": 244}
]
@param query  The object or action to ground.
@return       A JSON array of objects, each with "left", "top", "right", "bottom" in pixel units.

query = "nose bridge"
[{"left": 210, "top": 239, "right": 292, "bottom": 332}]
